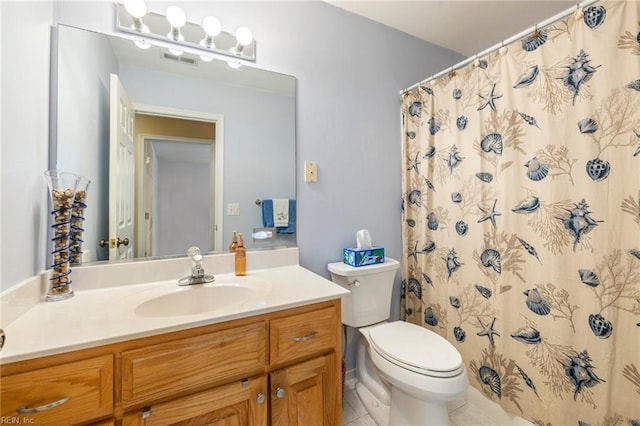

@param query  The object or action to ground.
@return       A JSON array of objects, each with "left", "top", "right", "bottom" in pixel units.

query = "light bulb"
[
  {"left": 235, "top": 26, "right": 253, "bottom": 46},
  {"left": 168, "top": 48, "right": 184, "bottom": 56},
  {"left": 124, "top": 0, "right": 147, "bottom": 19},
  {"left": 166, "top": 6, "right": 186, "bottom": 28},
  {"left": 134, "top": 39, "right": 151, "bottom": 50},
  {"left": 200, "top": 55, "right": 214, "bottom": 63},
  {"left": 228, "top": 61, "right": 242, "bottom": 69},
  {"left": 202, "top": 16, "right": 221, "bottom": 37}
]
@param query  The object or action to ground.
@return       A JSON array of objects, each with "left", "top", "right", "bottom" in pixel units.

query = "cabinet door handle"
[
  {"left": 292, "top": 331, "right": 318, "bottom": 342},
  {"left": 16, "top": 396, "right": 71, "bottom": 413},
  {"left": 276, "top": 387, "right": 286, "bottom": 399},
  {"left": 257, "top": 393, "right": 266, "bottom": 404}
]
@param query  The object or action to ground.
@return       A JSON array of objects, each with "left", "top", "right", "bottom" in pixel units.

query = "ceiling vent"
[{"left": 161, "top": 52, "right": 198, "bottom": 66}]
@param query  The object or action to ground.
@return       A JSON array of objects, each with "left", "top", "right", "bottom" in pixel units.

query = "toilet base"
[
  {"left": 389, "top": 386, "right": 450, "bottom": 426},
  {"left": 356, "top": 381, "right": 389, "bottom": 426}
]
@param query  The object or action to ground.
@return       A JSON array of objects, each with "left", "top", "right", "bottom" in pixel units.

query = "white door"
[
  {"left": 142, "top": 139, "right": 155, "bottom": 257},
  {"left": 108, "top": 74, "right": 135, "bottom": 260}
]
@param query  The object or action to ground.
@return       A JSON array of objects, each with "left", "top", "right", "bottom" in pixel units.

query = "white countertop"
[{"left": 0, "top": 251, "right": 348, "bottom": 364}]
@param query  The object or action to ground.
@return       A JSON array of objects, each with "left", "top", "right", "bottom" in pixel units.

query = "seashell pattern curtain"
[{"left": 400, "top": 0, "right": 640, "bottom": 423}]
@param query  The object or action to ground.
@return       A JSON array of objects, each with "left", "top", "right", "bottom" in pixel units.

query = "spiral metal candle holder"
[
  {"left": 45, "top": 171, "right": 80, "bottom": 302},
  {"left": 70, "top": 177, "right": 90, "bottom": 265}
]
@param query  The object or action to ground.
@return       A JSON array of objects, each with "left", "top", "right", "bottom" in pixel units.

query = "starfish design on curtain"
[
  {"left": 407, "top": 152, "right": 420, "bottom": 173},
  {"left": 477, "top": 317, "right": 500, "bottom": 346},
  {"left": 477, "top": 83, "right": 503, "bottom": 111},
  {"left": 477, "top": 199, "right": 502, "bottom": 227},
  {"left": 408, "top": 241, "right": 419, "bottom": 262}
]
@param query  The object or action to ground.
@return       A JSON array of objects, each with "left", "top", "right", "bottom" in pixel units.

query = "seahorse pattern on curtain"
[{"left": 400, "top": 0, "right": 640, "bottom": 424}]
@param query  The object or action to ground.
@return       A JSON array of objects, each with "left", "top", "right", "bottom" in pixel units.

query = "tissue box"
[{"left": 343, "top": 247, "right": 385, "bottom": 267}]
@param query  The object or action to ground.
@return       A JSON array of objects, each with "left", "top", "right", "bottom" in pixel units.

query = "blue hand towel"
[{"left": 262, "top": 199, "right": 296, "bottom": 234}]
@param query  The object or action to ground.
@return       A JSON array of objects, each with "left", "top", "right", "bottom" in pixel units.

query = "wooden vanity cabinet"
[{"left": 0, "top": 299, "right": 342, "bottom": 426}]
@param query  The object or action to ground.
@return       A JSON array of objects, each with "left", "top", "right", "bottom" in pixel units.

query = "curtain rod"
[{"left": 400, "top": 0, "right": 601, "bottom": 95}]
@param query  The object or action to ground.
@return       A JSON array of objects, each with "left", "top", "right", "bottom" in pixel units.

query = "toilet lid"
[{"left": 369, "top": 322, "right": 464, "bottom": 378}]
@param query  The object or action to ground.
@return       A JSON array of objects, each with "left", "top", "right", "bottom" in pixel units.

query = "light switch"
[
  {"left": 304, "top": 161, "right": 318, "bottom": 183},
  {"left": 227, "top": 203, "right": 240, "bottom": 216}
]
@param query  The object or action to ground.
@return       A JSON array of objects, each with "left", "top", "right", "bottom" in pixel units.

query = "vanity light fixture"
[{"left": 117, "top": 1, "right": 257, "bottom": 63}]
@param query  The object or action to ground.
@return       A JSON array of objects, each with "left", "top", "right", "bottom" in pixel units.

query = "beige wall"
[{"left": 134, "top": 115, "right": 215, "bottom": 141}]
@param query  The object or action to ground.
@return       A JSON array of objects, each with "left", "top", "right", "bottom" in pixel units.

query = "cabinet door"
[
  {"left": 1, "top": 354, "right": 113, "bottom": 426},
  {"left": 122, "top": 375, "right": 267, "bottom": 426},
  {"left": 270, "top": 353, "right": 339, "bottom": 426}
]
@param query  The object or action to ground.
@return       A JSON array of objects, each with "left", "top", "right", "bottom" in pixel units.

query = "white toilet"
[{"left": 328, "top": 258, "right": 468, "bottom": 426}]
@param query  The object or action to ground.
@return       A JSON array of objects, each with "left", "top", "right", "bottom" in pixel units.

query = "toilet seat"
[{"left": 368, "top": 321, "right": 464, "bottom": 378}]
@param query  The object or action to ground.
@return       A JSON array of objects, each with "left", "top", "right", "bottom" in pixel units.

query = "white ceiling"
[{"left": 326, "top": 1, "right": 575, "bottom": 56}]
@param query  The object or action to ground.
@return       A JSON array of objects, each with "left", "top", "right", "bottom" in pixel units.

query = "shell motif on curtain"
[{"left": 400, "top": 0, "right": 640, "bottom": 424}]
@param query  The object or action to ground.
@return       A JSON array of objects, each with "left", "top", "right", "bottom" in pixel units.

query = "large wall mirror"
[{"left": 53, "top": 24, "right": 296, "bottom": 264}]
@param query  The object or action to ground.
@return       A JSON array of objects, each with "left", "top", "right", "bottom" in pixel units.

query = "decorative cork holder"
[
  {"left": 70, "top": 176, "right": 90, "bottom": 265},
  {"left": 44, "top": 171, "right": 80, "bottom": 302}
]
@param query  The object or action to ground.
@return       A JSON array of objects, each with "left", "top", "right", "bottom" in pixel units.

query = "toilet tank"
[{"left": 328, "top": 258, "right": 400, "bottom": 328}]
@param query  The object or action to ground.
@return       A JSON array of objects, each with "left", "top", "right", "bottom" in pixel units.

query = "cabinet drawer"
[
  {"left": 270, "top": 306, "right": 338, "bottom": 365},
  {"left": 1, "top": 354, "right": 113, "bottom": 425},
  {"left": 121, "top": 321, "right": 267, "bottom": 407},
  {"left": 122, "top": 375, "right": 267, "bottom": 426}
]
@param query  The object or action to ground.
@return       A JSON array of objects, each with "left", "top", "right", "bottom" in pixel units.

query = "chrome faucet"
[{"left": 178, "top": 247, "right": 215, "bottom": 286}]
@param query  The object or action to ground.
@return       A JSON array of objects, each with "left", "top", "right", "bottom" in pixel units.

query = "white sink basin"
[{"left": 134, "top": 277, "right": 272, "bottom": 317}]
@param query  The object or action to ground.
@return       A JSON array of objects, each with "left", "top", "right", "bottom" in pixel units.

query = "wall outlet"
[
  {"left": 304, "top": 161, "right": 318, "bottom": 183},
  {"left": 227, "top": 203, "right": 240, "bottom": 216}
]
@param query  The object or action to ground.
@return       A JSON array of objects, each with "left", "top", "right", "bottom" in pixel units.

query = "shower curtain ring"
[
  {"left": 498, "top": 41, "right": 507, "bottom": 56},
  {"left": 533, "top": 23, "right": 542, "bottom": 38},
  {"left": 573, "top": 3, "right": 584, "bottom": 20}
]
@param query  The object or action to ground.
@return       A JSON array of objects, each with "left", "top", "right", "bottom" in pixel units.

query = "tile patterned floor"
[{"left": 343, "top": 385, "right": 534, "bottom": 426}]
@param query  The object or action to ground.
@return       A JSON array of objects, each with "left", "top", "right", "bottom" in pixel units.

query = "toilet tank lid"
[{"left": 328, "top": 258, "right": 400, "bottom": 277}]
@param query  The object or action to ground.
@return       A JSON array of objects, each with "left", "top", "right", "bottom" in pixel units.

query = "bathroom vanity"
[{"left": 0, "top": 249, "right": 347, "bottom": 425}]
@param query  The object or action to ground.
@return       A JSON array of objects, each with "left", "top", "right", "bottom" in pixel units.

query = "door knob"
[{"left": 100, "top": 238, "right": 130, "bottom": 248}]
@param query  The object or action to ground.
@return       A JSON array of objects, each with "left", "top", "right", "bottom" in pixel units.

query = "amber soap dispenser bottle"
[{"left": 235, "top": 233, "right": 246, "bottom": 276}]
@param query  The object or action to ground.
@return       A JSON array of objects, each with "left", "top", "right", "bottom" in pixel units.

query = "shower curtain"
[{"left": 400, "top": 0, "right": 640, "bottom": 424}]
